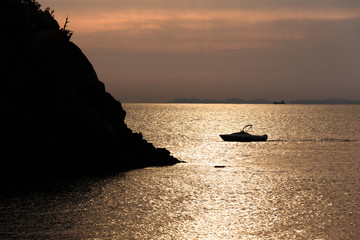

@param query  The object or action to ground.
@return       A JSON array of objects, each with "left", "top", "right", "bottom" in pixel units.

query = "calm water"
[{"left": 1, "top": 104, "right": 360, "bottom": 239}]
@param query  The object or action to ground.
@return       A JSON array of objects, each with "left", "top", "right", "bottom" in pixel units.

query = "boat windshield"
[{"left": 241, "top": 124, "right": 252, "bottom": 133}]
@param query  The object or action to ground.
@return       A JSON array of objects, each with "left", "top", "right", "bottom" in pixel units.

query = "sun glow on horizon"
[
  {"left": 51, "top": 7, "right": 360, "bottom": 52},
  {"left": 63, "top": 8, "right": 360, "bottom": 33}
]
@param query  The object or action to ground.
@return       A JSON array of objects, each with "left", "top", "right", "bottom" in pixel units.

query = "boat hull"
[{"left": 220, "top": 134, "right": 268, "bottom": 142}]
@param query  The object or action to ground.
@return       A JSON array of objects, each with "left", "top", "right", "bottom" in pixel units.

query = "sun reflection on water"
[
  {"left": 121, "top": 104, "right": 360, "bottom": 239},
  {"left": 1, "top": 104, "right": 359, "bottom": 239}
]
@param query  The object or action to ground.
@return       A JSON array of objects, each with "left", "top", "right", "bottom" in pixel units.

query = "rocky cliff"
[{"left": 1, "top": 0, "right": 180, "bottom": 182}]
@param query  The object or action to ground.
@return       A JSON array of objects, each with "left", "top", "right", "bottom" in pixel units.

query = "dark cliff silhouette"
[{"left": 1, "top": 0, "right": 179, "bottom": 184}]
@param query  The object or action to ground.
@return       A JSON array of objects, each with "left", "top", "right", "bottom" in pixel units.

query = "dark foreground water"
[{"left": 1, "top": 104, "right": 360, "bottom": 239}]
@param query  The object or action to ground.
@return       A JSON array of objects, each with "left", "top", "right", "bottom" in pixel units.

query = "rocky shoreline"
[{"left": 1, "top": 0, "right": 180, "bottom": 184}]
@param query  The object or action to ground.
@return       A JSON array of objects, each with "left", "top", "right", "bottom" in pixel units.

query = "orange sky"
[{"left": 41, "top": 0, "right": 360, "bottom": 102}]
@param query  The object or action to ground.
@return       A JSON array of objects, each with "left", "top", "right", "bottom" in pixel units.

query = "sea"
[{"left": 1, "top": 104, "right": 360, "bottom": 239}]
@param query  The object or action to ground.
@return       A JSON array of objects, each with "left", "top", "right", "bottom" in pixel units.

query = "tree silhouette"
[
  {"left": 21, "top": 0, "right": 41, "bottom": 10},
  {"left": 17, "top": 0, "right": 74, "bottom": 41},
  {"left": 61, "top": 16, "right": 74, "bottom": 40}
]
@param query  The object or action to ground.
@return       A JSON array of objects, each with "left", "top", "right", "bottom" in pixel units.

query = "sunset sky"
[{"left": 41, "top": 0, "right": 360, "bottom": 102}]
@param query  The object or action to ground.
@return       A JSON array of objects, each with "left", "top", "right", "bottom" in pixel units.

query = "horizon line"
[{"left": 120, "top": 97, "right": 360, "bottom": 104}]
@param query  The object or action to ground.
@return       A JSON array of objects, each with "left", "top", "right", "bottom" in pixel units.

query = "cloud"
[
  {"left": 67, "top": 8, "right": 360, "bottom": 32},
  {"left": 66, "top": 7, "right": 360, "bottom": 53},
  {"left": 45, "top": 0, "right": 360, "bottom": 52},
  {"left": 44, "top": 0, "right": 360, "bottom": 11},
  {"left": 39, "top": 0, "right": 360, "bottom": 101}
]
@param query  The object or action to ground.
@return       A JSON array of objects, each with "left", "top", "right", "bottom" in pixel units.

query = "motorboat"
[{"left": 220, "top": 124, "right": 268, "bottom": 142}]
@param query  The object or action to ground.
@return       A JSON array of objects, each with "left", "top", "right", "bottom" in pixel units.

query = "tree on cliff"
[{"left": 61, "top": 16, "right": 73, "bottom": 40}]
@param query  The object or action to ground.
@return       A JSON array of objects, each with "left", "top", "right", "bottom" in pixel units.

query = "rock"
[
  {"left": 0, "top": 0, "right": 180, "bottom": 184},
  {"left": 214, "top": 166, "right": 226, "bottom": 168}
]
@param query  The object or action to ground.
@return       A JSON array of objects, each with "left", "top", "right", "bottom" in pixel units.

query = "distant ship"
[{"left": 273, "top": 100, "right": 285, "bottom": 104}]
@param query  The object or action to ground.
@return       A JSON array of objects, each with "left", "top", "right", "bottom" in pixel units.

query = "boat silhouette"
[{"left": 220, "top": 124, "right": 268, "bottom": 142}]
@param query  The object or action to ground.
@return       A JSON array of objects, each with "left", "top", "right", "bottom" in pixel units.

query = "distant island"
[
  {"left": 170, "top": 98, "right": 271, "bottom": 104},
  {"left": 169, "top": 98, "right": 360, "bottom": 104},
  {"left": 288, "top": 99, "right": 360, "bottom": 104}
]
